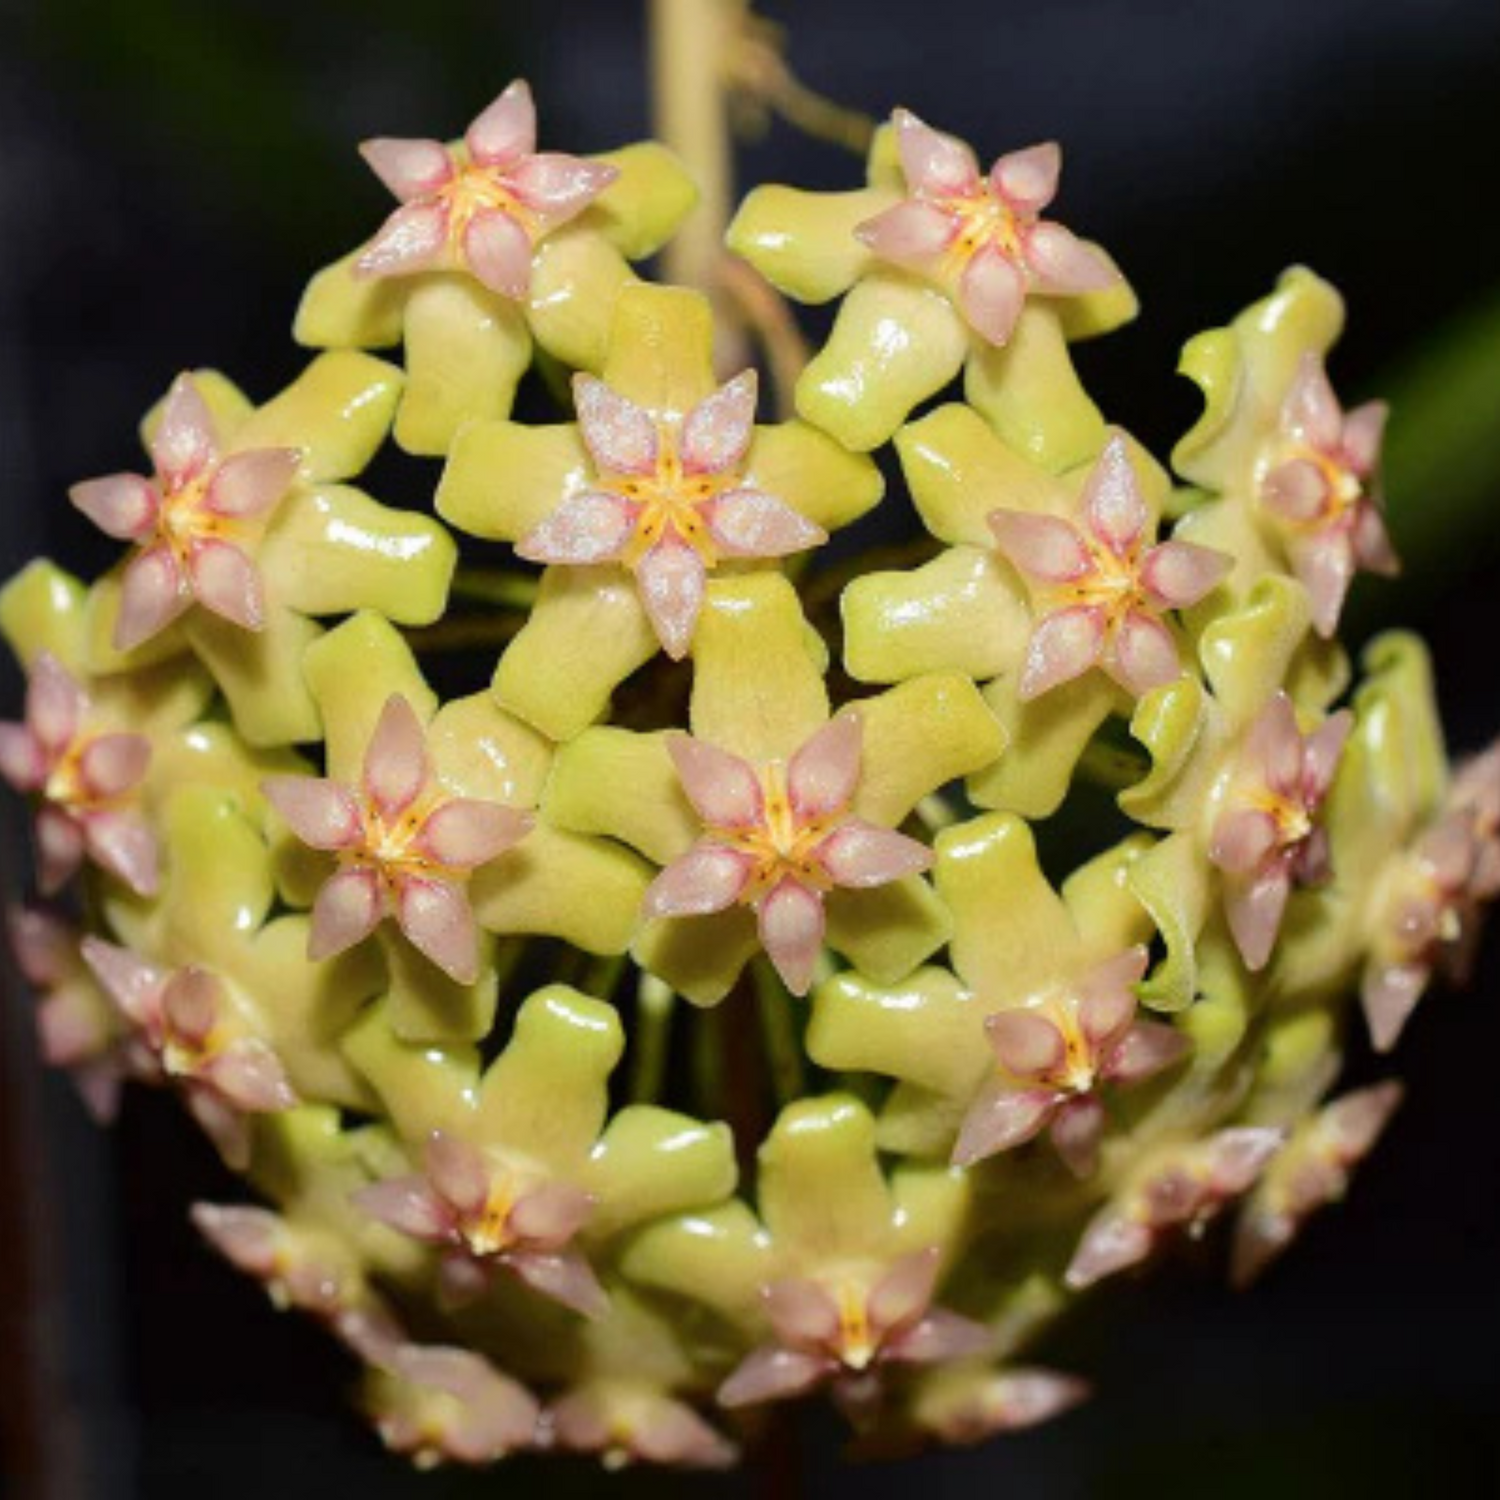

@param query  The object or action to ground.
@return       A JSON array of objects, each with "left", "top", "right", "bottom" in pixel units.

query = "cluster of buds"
[{"left": 3, "top": 71, "right": 1494, "bottom": 1477}]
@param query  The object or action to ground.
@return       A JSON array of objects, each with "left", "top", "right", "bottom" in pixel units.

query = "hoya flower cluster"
[{"left": 4, "top": 82, "right": 1495, "bottom": 1472}]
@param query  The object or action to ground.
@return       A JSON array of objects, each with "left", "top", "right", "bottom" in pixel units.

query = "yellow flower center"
[
  {"left": 459, "top": 1177, "right": 518, "bottom": 1258},
  {"left": 943, "top": 190, "right": 1026, "bottom": 269},
  {"left": 604, "top": 427, "right": 743, "bottom": 571},
  {"left": 439, "top": 163, "right": 539, "bottom": 245},
  {"left": 834, "top": 1280, "right": 877, "bottom": 1370},
  {"left": 710, "top": 761, "right": 844, "bottom": 904}
]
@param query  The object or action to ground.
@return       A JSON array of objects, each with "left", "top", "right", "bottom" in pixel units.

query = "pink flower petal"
[
  {"left": 363, "top": 695, "right": 431, "bottom": 822},
  {"left": 893, "top": 108, "right": 981, "bottom": 197},
  {"left": 1065, "top": 1210, "right": 1153, "bottom": 1290},
  {"left": 1361, "top": 961, "right": 1427, "bottom": 1053},
  {"left": 1019, "top": 605, "right": 1105, "bottom": 700},
  {"left": 462, "top": 208, "right": 534, "bottom": 300},
  {"left": 1283, "top": 354, "right": 1343, "bottom": 452},
  {"left": 1082, "top": 435, "right": 1147, "bottom": 555},
  {"left": 358, "top": 136, "right": 454, "bottom": 202},
  {"left": 0, "top": 725, "right": 45, "bottom": 792},
  {"left": 80, "top": 936, "right": 165, "bottom": 1028},
  {"left": 507, "top": 1246, "right": 609, "bottom": 1319},
  {"left": 356, "top": 1175, "right": 455, "bottom": 1241},
  {"left": 161, "top": 965, "right": 221, "bottom": 1046},
  {"left": 1246, "top": 692, "right": 1304, "bottom": 796},
  {"left": 1230, "top": 1203, "right": 1297, "bottom": 1289},
  {"left": 987, "top": 1009, "right": 1066, "bottom": 1078},
  {"left": 756, "top": 878, "right": 825, "bottom": 996},
  {"left": 354, "top": 201, "right": 451, "bottom": 280},
  {"left": 958, "top": 241, "right": 1026, "bottom": 347},
  {"left": 1302, "top": 709, "right": 1352, "bottom": 802},
  {"left": 115, "top": 544, "right": 191, "bottom": 653},
  {"left": 188, "top": 539, "right": 266, "bottom": 631},
  {"left": 309, "top": 865, "right": 385, "bottom": 961},
  {"left": 191, "top": 1202, "right": 282, "bottom": 1278},
  {"left": 262, "top": 776, "right": 364, "bottom": 850},
  {"left": 1352, "top": 500, "right": 1400, "bottom": 576},
  {"left": 867, "top": 1246, "right": 941, "bottom": 1337},
  {"left": 718, "top": 1346, "right": 831, "bottom": 1409},
  {"left": 35, "top": 806, "right": 86, "bottom": 894},
  {"left": 680, "top": 371, "right": 758, "bottom": 476},
  {"left": 1342, "top": 400, "right": 1388, "bottom": 476},
  {"left": 209, "top": 1038, "right": 297, "bottom": 1113},
  {"left": 1104, "top": 1020, "right": 1190, "bottom": 1086},
  {"left": 397, "top": 875, "right": 481, "bottom": 985},
  {"left": 1049, "top": 1095, "right": 1106, "bottom": 1179},
  {"left": 1107, "top": 610, "right": 1182, "bottom": 697},
  {"left": 69, "top": 474, "right": 158, "bottom": 541},
  {"left": 952, "top": 1080, "right": 1057, "bottom": 1166},
  {"left": 1023, "top": 222, "right": 1117, "bottom": 295},
  {"left": 508, "top": 1182, "right": 595, "bottom": 1248},
  {"left": 623, "top": 1400, "right": 738, "bottom": 1470},
  {"left": 815, "top": 819, "right": 932, "bottom": 889},
  {"left": 78, "top": 732, "right": 149, "bottom": 799},
  {"left": 667, "top": 736, "right": 763, "bottom": 827},
  {"left": 643, "top": 843, "right": 753, "bottom": 919},
  {"left": 853, "top": 199, "right": 959, "bottom": 272},
  {"left": 187, "top": 1086, "right": 253, "bottom": 1170},
  {"left": 82, "top": 809, "right": 159, "bottom": 895},
  {"left": 415, "top": 800, "right": 532, "bottom": 871},
  {"left": 426, "top": 1132, "right": 491, "bottom": 1215},
  {"left": 507, "top": 154, "right": 618, "bottom": 233},
  {"left": 1205, "top": 1126, "right": 1285, "bottom": 1196},
  {"left": 988, "top": 510, "right": 1091, "bottom": 584},
  {"left": 883, "top": 1307, "right": 992, "bottom": 1366},
  {"left": 27, "top": 652, "right": 86, "bottom": 759},
  {"left": 1324, "top": 1079, "right": 1404, "bottom": 1160},
  {"left": 151, "top": 375, "right": 217, "bottom": 487},
  {"left": 37, "top": 988, "right": 110, "bottom": 1067},
  {"left": 465, "top": 79, "right": 537, "bottom": 169},
  {"left": 787, "top": 712, "right": 862, "bottom": 821},
  {"left": 573, "top": 375, "right": 658, "bottom": 476},
  {"left": 636, "top": 531, "right": 706, "bottom": 660},
  {"left": 990, "top": 141, "right": 1061, "bottom": 214},
  {"left": 1261, "top": 458, "right": 1328, "bottom": 524},
  {"left": 1140, "top": 539, "right": 1233, "bottom": 609},
  {"left": 205, "top": 447, "right": 302, "bottom": 520},
  {"left": 764, "top": 1276, "right": 841, "bottom": 1349},
  {"left": 1224, "top": 866, "right": 1291, "bottom": 971},
  {"left": 701, "top": 488, "right": 825, "bottom": 559},
  {"left": 515, "top": 489, "right": 639, "bottom": 565},
  {"left": 1074, "top": 947, "right": 1147, "bottom": 1042},
  {"left": 1289, "top": 532, "right": 1355, "bottom": 638},
  {"left": 7, "top": 906, "right": 72, "bottom": 986}
]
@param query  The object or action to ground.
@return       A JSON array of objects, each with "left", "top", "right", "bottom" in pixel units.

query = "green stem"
[
  {"left": 630, "top": 974, "right": 677, "bottom": 1104},
  {"left": 751, "top": 959, "right": 806, "bottom": 1105}
]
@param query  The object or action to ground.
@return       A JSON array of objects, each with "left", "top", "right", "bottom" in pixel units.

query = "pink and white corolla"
[
  {"left": 517, "top": 371, "right": 826, "bottom": 660},
  {"left": 7, "top": 906, "right": 140, "bottom": 1122},
  {"left": 0, "top": 652, "right": 158, "bottom": 896},
  {"left": 545, "top": 1384, "right": 738, "bottom": 1471},
  {"left": 70, "top": 374, "right": 302, "bottom": 654},
  {"left": 354, "top": 80, "right": 618, "bottom": 300},
  {"left": 1209, "top": 691, "right": 1353, "bottom": 971},
  {"left": 355, "top": 1130, "right": 607, "bottom": 1319},
  {"left": 1065, "top": 1126, "right": 1285, "bottom": 1290},
  {"left": 855, "top": 112, "right": 1119, "bottom": 348},
  {"left": 643, "top": 713, "right": 933, "bottom": 995},
  {"left": 717, "top": 1247, "right": 990, "bottom": 1424},
  {"left": 1259, "top": 353, "right": 1398, "bottom": 638},
  {"left": 80, "top": 938, "right": 296, "bottom": 1170},
  {"left": 952, "top": 948, "right": 1190, "bottom": 1178},
  {"left": 989, "top": 436, "right": 1232, "bottom": 701},
  {"left": 367, "top": 1343, "right": 540, "bottom": 1470},
  {"left": 191, "top": 1202, "right": 405, "bottom": 1365},
  {"left": 263, "top": 695, "right": 533, "bottom": 987},
  {"left": 1231, "top": 1081, "right": 1403, "bottom": 1287}
]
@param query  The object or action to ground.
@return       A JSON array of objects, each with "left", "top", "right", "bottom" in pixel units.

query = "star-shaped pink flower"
[
  {"left": 1209, "top": 691, "right": 1352, "bottom": 971},
  {"left": 517, "top": 371, "right": 826, "bottom": 659},
  {"left": 1230, "top": 1081, "right": 1403, "bottom": 1287},
  {"left": 989, "top": 435, "right": 1232, "bottom": 700},
  {"left": 953, "top": 948, "right": 1190, "bottom": 1177},
  {"left": 70, "top": 374, "right": 302, "bottom": 653},
  {"left": 355, "top": 1129, "right": 607, "bottom": 1319},
  {"left": 1260, "top": 353, "right": 1399, "bottom": 637},
  {"left": 643, "top": 713, "right": 933, "bottom": 995},
  {"left": 263, "top": 695, "right": 533, "bottom": 987},
  {"left": 855, "top": 112, "right": 1119, "bottom": 347},
  {"left": 0, "top": 652, "right": 158, "bottom": 896},
  {"left": 81, "top": 938, "right": 297, "bottom": 1169},
  {"left": 1065, "top": 1126, "right": 1285, "bottom": 1290},
  {"left": 547, "top": 1387, "right": 737, "bottom": 1471},
  {"left": 718, "top": 1246, "right": 990, "bottom": 1424},
  {"left": 353, "top": 79, "right": 619, "bottom": 300}
]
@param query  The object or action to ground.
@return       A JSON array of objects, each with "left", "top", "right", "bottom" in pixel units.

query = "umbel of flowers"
[{"left": 3, "top": 79, "right": 1496, "bottom": 1473}]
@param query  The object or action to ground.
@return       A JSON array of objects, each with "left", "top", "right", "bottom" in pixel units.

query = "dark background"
[{"left": 2, "top": 1, "right": 1499, "bottom": 1496}]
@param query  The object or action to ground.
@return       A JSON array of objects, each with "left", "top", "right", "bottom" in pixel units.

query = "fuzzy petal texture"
[
  {"left": 644, "top": 843, "right": 753, "bottom": 918},
  {"left": 397, "top": 876, "right": 481, "bottom": 985},
  {"left": 309, "top": 865, "right": 385, "bottom": 961},
  {"left": 635, "top": 532, "right": 706, "bottom": 660},
  {"left": 758, "top": 878, "right": 827, "bottom": 996}
]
